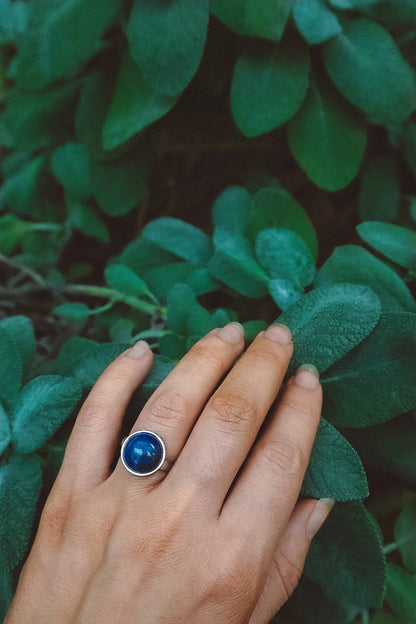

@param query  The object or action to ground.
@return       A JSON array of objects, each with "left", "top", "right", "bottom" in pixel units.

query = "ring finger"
[{"left": 111, "top": 322, "right": 246, "bottom": 487}]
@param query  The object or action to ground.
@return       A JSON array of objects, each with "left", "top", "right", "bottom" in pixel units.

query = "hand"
[{"left": 5, "top": 322, "right": 333, "bottom": 624}]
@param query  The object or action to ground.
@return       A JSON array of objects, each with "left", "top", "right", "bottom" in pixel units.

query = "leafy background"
[{"left": 1, "top": 0, "right": 416, "bottom": 622}]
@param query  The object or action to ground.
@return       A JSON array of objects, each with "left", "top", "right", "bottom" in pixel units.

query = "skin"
[{"left": 5, "top": 322, "right": 333, "bottom": 624}]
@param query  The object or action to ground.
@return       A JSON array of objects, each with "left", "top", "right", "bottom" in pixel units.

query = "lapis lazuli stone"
[{"left": 122, "top": 431, "right": 164, "bottom": 475}]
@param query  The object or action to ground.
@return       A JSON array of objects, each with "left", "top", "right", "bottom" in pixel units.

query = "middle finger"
[{"left": 164, "top": 323, "right": 293, "bottom": 507}]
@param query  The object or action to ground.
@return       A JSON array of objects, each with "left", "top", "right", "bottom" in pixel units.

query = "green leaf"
[
  {"left": 66, "top": 195, "right": 109, "bottom": 243},
  {"left": 184, "top": 267, "right": 220, "bottom": 297},
  {"left": 63, "top": 342, "right": 131, "bottom": 390},
  {"left": 241, "top": 320, "right": 268, "bottom": 342},
  {"left": 255, "top": 227, "right": 315, "bottom": 286},
  {"left": 248, "top": 187, "right": 318, "bottom": 258},
  {"left": 104, "top": 264, "right": 151, "bottom": 298},
  {"left": 11, "top": 375, "right": 82, "bottom": 453},
  {"left": 301, "top": 419, "right": 368, "bottom": 501},
  {"left": 208, "top": 229, "right": 269, "bottom": 298},
  {"left": 74, "top": 59, "right": 121, "bottom": 159},
  {"left": 211, "top": 0, "right": 293, "bottom": 41},
  {"left": 304, "top": 501, "right": 387, "bottom": 609},
  {"left": 109, "top": 318, "right": 135, "bottom": 343},
  {"left": 385, "top": 564, "right": 416, "bottom": 619},
  {"left": 51, "top": 142, "right": 92, "bottom": 201},
  {"left": 322, "top": 312, "right": 416, "bottom": 428},
  {"left": 231, "top": 35, "right": 310, "bottom": 137},
  {"left": 279, "top": 284, "right": 381, "bottom": 373},
  {"left": 323, "top": 18, "right": 416, "bottom": 126},
  {"left": 53, "top": 302, "right": 91, "bottom": 321},
  {"left": 142, "top": 217, "right": 213, "bottom": 267},
  {"left": 344, "top": 414, "right": 416, "bottom": 487},
  {"left": 0, "top": 155, "right": 45, "bottom": 214},
  {"left": 289, "top": 575, "right": 360, "bottom": 624},
  {"left": 359, "top": 154, "right": 400, "bottom": 222},
  {"left": 16, "top": 0, "right": 122, "bottom": 89},
  {"left": 287, "top": 76, "right": 366, "bottom": 191},
  {"left": 166, "top": 283, "right": 198, "bottom": 335},
  {"left": 150, "top": 253, "right": 209, "bottom": 299},
  {"left": 0, "top": 565, "right": 13, "bottom": 623},
  {"left": 403, "top": 120, "right": 416, "bottom": 178},
  {"left": 0, "top": 327, "right": 23, "bottom": 410},
  {"left": 366, "top": 0, "right": 416, "bottom": 27},
  {"left": 103, "top": 51, "right": 177, "bottom": 150},
  {"left": 293, "top": 0, "right": 342, "bottom": 45},
  {"left": 90, "top": 151, "right": 149, "bottom": 216},
  {"left": 268, "top": 278, "right": 303, "bottom": 311},
  {"left": 134, "top": 354, "right": 175, "bottom": 406},
  {"left": 0, "top": 214, "right": 32, "bottom": 254},
  {"left": 118, "top": 234, "right": 178, "bottom": 276},
  {"left": 127, "top": 0, "right": 209, "bottom": 96},
  {"left": 0, "top": 316, "right": 36, "bottom": 378},
  {"left": 327, "top": 0, "right": 377, "bottom": 7},
  {"left": 0, "top": 82, "right": 78, "bottom": 150},
  {"left": 357, "top": 222, "right": 416, "bottom": 272},
  {"left": 212, "top": 186, "right": 252, "bottom": 236},
  {"left": 55, "top": 337, "right": 97, "bottom": 376},
  {"left": 394, "top": 501, "right": 416, "bottom": 574},
  {"left": 315, "top": 245, "right": 416, "bottom": 312},
  {"left": 0, "top": 0, "right": 27, "bottom": 45},
  {"left": 0, "top": 453, "right": 43, "bottom": 571},
  {"left": 0, "top": 404, "right": 11, "bottom": 456}
]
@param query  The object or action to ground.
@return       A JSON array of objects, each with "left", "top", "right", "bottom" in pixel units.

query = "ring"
[{"left": 120, "top": 430, "right": 166, "bottom": 476}]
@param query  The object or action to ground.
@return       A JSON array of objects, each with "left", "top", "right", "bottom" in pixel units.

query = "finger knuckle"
[
  {"left": 77, "top": 401, "right": 109, "bottom": 433},
  {"left": 258, "top": 438, "right": 304, "bottom": 477},
  {"left": 39, "top": 494, "right": 71, "bottom": 545},
  {"left": 101, "top": 365, "right": 130, "bottom": 387},
  {"left": 146, "top": 389, "right": 191, "bottom": 430},
  {"left": 189, "top": 341, "right": 225, "bottom": 368},
  {"left": 249, "top": 344, "right": 285, "bottom": 367},
  {"left": 280, "top": 396, "right": 316, "bottom": 422},
  {"left": 208, "top": 391, "right": 257, "bottom": 435},
  {"left": 273, "top": 549, "right": 303, "bottom": 601}
]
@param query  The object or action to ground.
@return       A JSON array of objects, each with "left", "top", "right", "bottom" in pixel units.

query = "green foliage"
[
  {"left": 231, "top": 34, "right": 310, "bottom": 137},
  {"left": 127, "top": 0, "right": 209, "bottom": 97},
  {"left": 1, "top": 1, "right": 416, "bottom": 620},
  {"left": 357, "top": 222, "right": 416, "bottom": 272},
  {"left": 323, "top": 18, "right": 416, "bottom": 127},
  {"left": 11, "top": 375, "right": 83, "bottom": 453},
  {"left": 287, "top": 76, "right": 367, "bottom": 191},
  {"left": 304, "top": 501, "right": 387, "bottom": 609},
  {"left": 0, "top": 454, "right": 43, "bottom": 572},
  {"left": 322, "top": 312, "right": 416, "bottom": 427},
  {"left": 301, "top": 419, "right": 368, "bottom": 501}
]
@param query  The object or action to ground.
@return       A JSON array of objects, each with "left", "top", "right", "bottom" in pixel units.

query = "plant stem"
[
  {"left": 361, "top": 610, "right": 370, "bottom": 624},
  {"left": 66, "top": 284, "right": 165, "bottom": 318},
  {"left": 0, "top": 252, "right": 46, "bottom": 286},
  {"left": 31, "top": 223, "right": 64, "bottom": 233},
  {"left": 131, "top": 328, "right": 172, "bottom": 341},
  {"left": 382, "top": 536, "right": 409, "bottom": 554}
]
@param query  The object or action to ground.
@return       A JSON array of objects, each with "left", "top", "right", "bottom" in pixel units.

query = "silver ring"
[{"left": 120, "top": 430, "right": 166, "bottom": 476}]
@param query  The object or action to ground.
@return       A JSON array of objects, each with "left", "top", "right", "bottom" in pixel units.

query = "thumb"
[{"left": 249, "top": 497, "right": 335, "bottom": 624}]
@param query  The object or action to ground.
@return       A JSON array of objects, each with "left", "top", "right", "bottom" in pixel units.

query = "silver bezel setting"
[{"left": 120, "top": 430, "right": 166, "bottom": 476}]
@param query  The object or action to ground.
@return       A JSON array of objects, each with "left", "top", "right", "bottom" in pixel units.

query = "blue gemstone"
[{"left": 122, "top": 431, "right": 164, "bottom": 475}]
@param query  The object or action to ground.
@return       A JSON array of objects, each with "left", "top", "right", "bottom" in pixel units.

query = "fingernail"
[
  {"left": 306, "top": 498, "right": 335, "bottom": 540},
  {"left": 294, "top": 364, "right": 320, "bottom": 389},
  {"left": 216, "top": 322, "right": 245, "bottom": 344},
  {"left": 264, "top": 323, "right": 292, "bottom": 344},
  {"left": 127, "top": 340, "right": 149, "bottom": 358}
]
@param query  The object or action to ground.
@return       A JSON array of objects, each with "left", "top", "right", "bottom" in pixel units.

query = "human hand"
[{"left": 5, "top": 322, "right": 334, "bottom": 624}]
